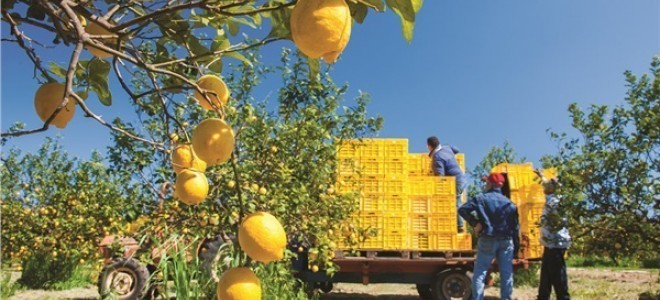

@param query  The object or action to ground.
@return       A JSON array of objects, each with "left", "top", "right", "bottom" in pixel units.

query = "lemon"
[
  {"left": 217, "top": 267, "right": 261, "bottom": 300},
  {"left": 194, "top": 75, "right": 230, "bottom": 110},
  {"left": 175, "top": 169, "right": 208, "bottom": 205},
  {"left": 34, "top": 83, "right": 75, "bottom": 129},
  {"left": 85, "top": 22, "right": 119, "bottom": 58},
  {"left": 291, "top": 0, "right": 351, "bottom": 63},
  {"left": 238, "top": 212, "right": 287, "bottom": 263},
  {"left": 191, "top": 118, "right": 235, "bottom": 166},
  {"left": 171, "top": 144, "right": 207, "bottom": 174}
]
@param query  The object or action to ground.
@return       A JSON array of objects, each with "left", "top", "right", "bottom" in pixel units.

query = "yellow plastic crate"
[
  {"left": 338, "top": 158, "right": 360, "bottom": 174},
  {"left": 523, "top": 184, "right": 545, "bottom": 204},
  {"left": 358, "top": 212, "right": 383, "bottom": 231},
  {"left": 456, "top": 153, "right": 466, "bottom": 172},
  {"left": 337, "top": 140, "right": 362, "bottom": 159},
  {"left": 383, "top": 230, "right": 408, "bottom": 249},
  {"left": 435, "top": 232, "right": 458, "bottom": 250},
  {"left": 457, "top": 233, "right": 472, "bottom": 250},
  {"left": 527, "top": 244, "right": 544, "bottom": 259},
  {"left": 360, "top": 235, "right": 384, "bottom": 249},
  {"left": 409, "top": 176, "right": 456, "bottom": 195},
  {"left": 360, "top": 194, "right": 384, "bottom": 212},
  {"left": 360, "top": 141, "right": 384, "bottom": 158},
  {"left": 542, "top": 168, "right": 557, "bottom": 180},
  {"left": 411, "top": 195, "right": 456, "bottom": 213},
  {"left": 357, "top": 159, "right": 408, "bottom": 175},
  {"left": 358, "top": 174, "right": 407, "bottom": 194},
  {"left": 410, "top": 213, "right": 457, "bottom": 233},
  {"left": 408, "top": 154, "right": 424, "bottom": 175},
  {"left": 420, "top": 155, "right": 433, "bottom": 175},
  {"left": 430, "top": 213, "right": 458, "bottom": 232},
  {"left": 520, "top": 202, "right": 544, "bottom": 231},
  {"left": 509, "top": 190, "right": 524, "bottom": 207},
  {"left": 410, "top": 232, "right": 434, "bottom": 250},
  {"left": 430, "top": 194, "right": 457, "bottom": 213},
  {"left": 382, "top": 139, "right": 408, "bottom": 158},
  {"left": 410, "top": 214, "right": 432, "bottom": 232},
  {"left": 383, "top": 213, "right": 408, "bottom": 232},
  {"left": 383, "top": 194, "right": 409, "bottom": 212}
]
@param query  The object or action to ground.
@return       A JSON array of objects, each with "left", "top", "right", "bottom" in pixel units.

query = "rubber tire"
[
  {"left": 431, "top": 270, "right": 472, "bottom": 300},
  {"left": 98, "top": 258, "right": 150, "bottom": 300},
  {"left": 416, "top": 283, "right": 433, "bottom": 300},
  {"left": 319, "top": 282, "right": 333, "bottom": 293}
]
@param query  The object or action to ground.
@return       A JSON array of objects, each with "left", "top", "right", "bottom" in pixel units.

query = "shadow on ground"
[{"left": 321, "top": 293, "right": 503, "bottom": 300}]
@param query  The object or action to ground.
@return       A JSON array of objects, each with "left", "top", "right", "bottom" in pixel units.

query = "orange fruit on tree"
[
  {"left": 175, "top": 169, "right": 208, "bottom": 205},
  {"left": 34, "top": 83, "right": 75, "bottom": 129},
  {"left": 191, "top": 118, "right": 235, "bottom": 166},
  {"left": 217, "top": 267, "right": 261, "bottom": 300},
  {"left": 85, "top": 21, "right": 119, "bottom": 58},
  {"left": 194, "top": 75, "right": 230, "bottom": 110},
  {"left": 290, "top": 0, "right": 352, "bottom": 63},
  {"left": 238, "top": 212, "right": 287, "bottom": 263},
  {"left": 171, "top": 144, "right": 207, "bottom": 174}
]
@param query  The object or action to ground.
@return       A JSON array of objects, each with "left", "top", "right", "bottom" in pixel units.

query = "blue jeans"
[{"left": 472, "top": 236, "right": 514, "bottom": 300}]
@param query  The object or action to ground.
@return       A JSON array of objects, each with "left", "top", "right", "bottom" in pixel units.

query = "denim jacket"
[
  {"left": 430, "top": 145, "right": 468, "bottom": 191},
  {"left": 458, "top": 188, "right": 520, "bottom": 246}
]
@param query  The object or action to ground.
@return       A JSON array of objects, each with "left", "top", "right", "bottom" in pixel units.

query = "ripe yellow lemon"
[
  {"left": 290, "top": 0, "right": 351, "bottom": 63},
  {"left": 238, "top": 212, "right": 287, "bottom": 263},
  {"left": 171, "top": 144, "right": 207, "bottom": 174},
  {"left": 191, "top": 118, "right": 235, "bottom": 166},
  {"left": 194, "top": 75, "right": 230, "bottom": 110},
  {"left": 217, "top": 267, "right": 261, "bottom": 300},
  {"left": 85, "top": 22, "right": 118, "bottom": 58},
  {"left": 34, "top": 83, "right": 75, "bottom": 129},
  {"left": 175, "top": 169, "right": 208, "bottom": 205}
]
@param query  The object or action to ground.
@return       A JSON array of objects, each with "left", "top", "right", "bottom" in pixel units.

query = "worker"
[
  {"left": 427, "top": 136, "right": 468, "bottom": 232},
  {"left": 458, "top": 172, "right": 520, "bottom": 300},
  {"left": 536, "top": 176, "right": 571, "bottom": 300}
]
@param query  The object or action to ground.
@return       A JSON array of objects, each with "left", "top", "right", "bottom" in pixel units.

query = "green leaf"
[
  {"left": 186, "top": 35, "right": 209, "bottom": 57},
  {"left": 49, "top": 62, "right": 67, "bottom": 79},
  {"left": 223, "top": 52, "right": 253, "bottom": 68},
  {"left": 229, "top": 16, "right": 257, "bottom": 29},
  {"left": 356, "top": 0, "right": 385, "bottom": 12},
  {"left": 211, "top": 30, "right": 230, "bottom": 52},
  {"left": 267, "top": 6, "right": 293, "bottom": 39},
  {"left": 226, "top": 20, "right": 239, "bottom": 36},
  {"left": 412, "top": 0, "right": 423, "bottom": 13},
  {"left": 208, "top": 58, "right": 223, "bottom": 73},
  {"left": 88, "top": 59, "right": 112, "bottom": 106},
  {"left": 385, "top": 0, "right": 418, "bottom": 43},
  {"left": 348, "top": 2, "right": 369, "bottom": 24}
]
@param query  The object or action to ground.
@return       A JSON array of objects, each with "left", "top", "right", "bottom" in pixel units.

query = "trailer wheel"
[
  {"left": 416, "top": 283, "right": 433, "bottom": 300},
  {"left": 318, "top": 282, "right": 333, "bottom": 293},
  {"left": 431, "top": 270, "right": 471, "bottom": 300}
]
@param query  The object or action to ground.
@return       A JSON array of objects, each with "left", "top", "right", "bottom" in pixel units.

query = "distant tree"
[
  {"left": 468, "top": 140, "right": 526, "bottom": 198},
  {"left": 542, "top": 57, "right": 659, "bottom": 263}
]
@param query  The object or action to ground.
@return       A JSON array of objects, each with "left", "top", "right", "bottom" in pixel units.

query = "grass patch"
[
  {"left": 567, "top": 255, "right": 659, "bottom": 269},
  {"left": 1, "top": 271, "right": 21, "bottom": 298}
]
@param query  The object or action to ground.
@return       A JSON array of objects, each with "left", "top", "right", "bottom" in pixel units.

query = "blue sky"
[{"left": 2, "top": 0, "right": 658, "bottom": 175}]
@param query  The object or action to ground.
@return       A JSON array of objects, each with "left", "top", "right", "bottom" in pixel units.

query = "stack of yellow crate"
[
  {"left": 491, "top": 163, "right": 548, "bottom": 258},
  {"left": 337, "top": 139, "right": 409, "bottom": 249},
  {"left": 337, "top": 139, "right": 472, "bottom": 251}
]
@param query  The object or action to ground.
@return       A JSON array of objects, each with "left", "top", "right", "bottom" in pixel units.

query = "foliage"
[
  {"left": 1, "top": 0, "right": 421, "bottom": 140},
  {"left": 0, "top": 137, "right": 151, "bottom": 286},
  {"left": 1, "top": 271, "right": 20, "bottom": 298},
  {"left": 468, "top": 140, "right": 526, "bottom": 198},
  {"left": 542, "top": 57, "right": 659, "bottom": 264},
  {"left": 107, "top": 49, "right": 381, "bottom": 297}
]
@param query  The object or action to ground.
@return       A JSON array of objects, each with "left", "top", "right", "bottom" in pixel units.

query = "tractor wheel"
[{"left": 98, "top": 258, "right": 150, "bottom": 300}]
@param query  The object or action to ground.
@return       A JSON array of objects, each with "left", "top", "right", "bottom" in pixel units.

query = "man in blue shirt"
[
  {"left": 459, "top": 172, "right": 520, "bottom": 300},
  {"left": 427, "top": 136, "right": 468, "bottom": 232}
]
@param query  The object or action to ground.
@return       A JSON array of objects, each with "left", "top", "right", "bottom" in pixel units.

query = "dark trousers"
[{"left": 537, "top": 247, "right": 570, "bottom": 300}]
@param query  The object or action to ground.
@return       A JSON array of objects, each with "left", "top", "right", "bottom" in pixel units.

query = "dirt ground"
[{"left": 6, "top": 268, "right": 659, "bottom": 300}]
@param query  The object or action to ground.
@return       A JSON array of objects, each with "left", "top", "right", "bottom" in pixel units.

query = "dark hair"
[{"left": 427, "top": 136, "right": 440, "bottom": 149}]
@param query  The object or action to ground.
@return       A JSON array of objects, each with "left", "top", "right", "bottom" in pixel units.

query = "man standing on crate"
[
  {"left": 427, "top": 136, "right": 468, "bottom": 232},
  {"left": 458, "top": 172, "right": 520, "bottom": 300},
  {"left": 536, "top": 177, "right": 571, "bottom": 300}
]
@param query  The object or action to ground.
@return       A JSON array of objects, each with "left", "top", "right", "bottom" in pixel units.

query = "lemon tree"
[
  {"left": 104, "top": 49, "right": 381, "bottom": 298},
  {"left": 0, "top": 137, "right": 150, "bottom": 288}
]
